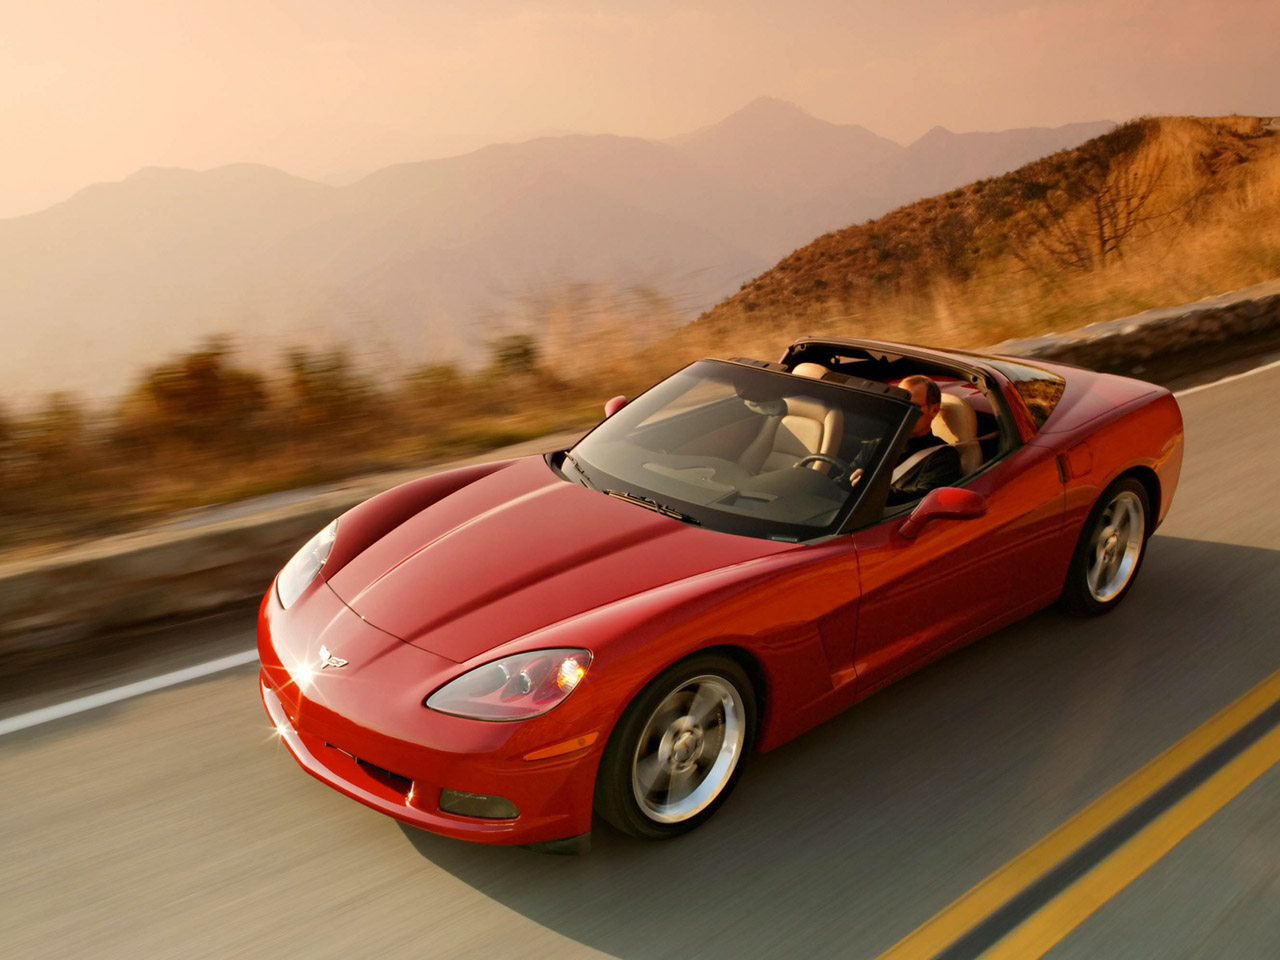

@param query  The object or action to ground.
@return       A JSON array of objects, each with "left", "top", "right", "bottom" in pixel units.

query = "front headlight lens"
[
  {"left": 426, "top": 649, "right": 592, "bottom": 721},
  {"left": 276, "top": 520, "right": 338, "bottom": 609}
]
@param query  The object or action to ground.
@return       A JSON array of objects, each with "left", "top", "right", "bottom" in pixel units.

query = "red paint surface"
[
  {"left": 257, "top": 343, "right": 1184, "bottom": 846},
  {"left": 326, "top": 458, "right": 794, "bottom": 662}
]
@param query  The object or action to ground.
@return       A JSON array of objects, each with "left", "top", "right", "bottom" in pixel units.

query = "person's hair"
[{"left": 900, "top": 375, "right": 941, "bottom": 406}]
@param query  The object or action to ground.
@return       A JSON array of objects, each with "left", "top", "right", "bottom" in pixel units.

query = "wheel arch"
[
  {"left": 700, "top": 643, "right": 769, "bottom": 743},
  {"left": 1113, "top": 464, "right": 1160, "bottom": 534},
  {"left": 592, "top": 642, "right": 771, "bottom": 771},
  {"left": 1059, "top": 470, "right": 1152, "bottom": 616}
]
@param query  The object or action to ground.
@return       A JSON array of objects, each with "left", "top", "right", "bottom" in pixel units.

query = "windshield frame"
[{"left": 555, "top": 359, "right": 917, "bottom": 542}]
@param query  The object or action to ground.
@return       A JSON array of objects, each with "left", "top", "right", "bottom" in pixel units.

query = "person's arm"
[{"left": 885, "top": 445, "right": 962, "bottom": 505}]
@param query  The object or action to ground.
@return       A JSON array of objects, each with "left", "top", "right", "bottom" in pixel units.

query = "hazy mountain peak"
[
  {"left": 74, "top": 162, "right": 320, "bottom": 198},
  {"left": 670, "top": 96, "right": 903, "bottom": 206},
  {"left": 728, "top": 96, "right": 816, "bottom": 122},
  {"left": 910, "top": 120, "right": 1116, "bottom": 149},
  {"left": 909, "top": 126, "right": 957, "bottom": 148},
  {"left": 682, "top": 95, "right": 872, "bottom": 141}
]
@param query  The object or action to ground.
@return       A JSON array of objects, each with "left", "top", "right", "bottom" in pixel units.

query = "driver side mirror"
[
  {"left": 898, "top": 487, "right": 987, "bottom": 539},
  {"left": 604, "top": 395, "right": 628, "bottom": 418}
]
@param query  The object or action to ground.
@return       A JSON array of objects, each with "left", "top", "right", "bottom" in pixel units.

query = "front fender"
[
  {"left": 477, "top": 539, "right": 855, "bottom": 756},
  {"left": 323, "top": 460, "right": 516, "bottom": 576}
]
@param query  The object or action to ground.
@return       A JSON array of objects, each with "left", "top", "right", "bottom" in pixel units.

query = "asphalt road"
[{"left": 3, "top": 359, "right": 1280, "bottom": 960}]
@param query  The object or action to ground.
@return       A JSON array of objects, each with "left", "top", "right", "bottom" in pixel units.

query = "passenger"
[{"left": 852, "top": 375, "right": 962, "bottom": 505}]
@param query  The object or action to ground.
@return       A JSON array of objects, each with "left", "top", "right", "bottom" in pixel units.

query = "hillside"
[
  {"left": 0, "top": 100, "right": 1110, "bottom": 405},
  {"left": 696, "top": 116, "right": 1280, "bottom": 357}
]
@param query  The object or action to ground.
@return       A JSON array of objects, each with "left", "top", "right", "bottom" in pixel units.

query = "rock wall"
[{"left": 992, "top": 278, "right": 1280, "bottom": 372}]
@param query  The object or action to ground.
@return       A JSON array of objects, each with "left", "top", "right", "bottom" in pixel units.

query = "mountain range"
[{"left": 1, "top": 97, "right": 1112, "bottom": 404}]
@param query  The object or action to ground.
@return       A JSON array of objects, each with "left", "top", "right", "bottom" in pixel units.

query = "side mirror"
[
  {"left": 898, "top": 487, "right": 987, "bottom": 539},
  {"left": 604, "top": 395, "right": 628, "bottom": 418}
]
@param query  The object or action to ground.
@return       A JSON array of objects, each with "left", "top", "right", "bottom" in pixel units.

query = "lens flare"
[{"left": 556, "top": 657, "right": 586, "bottom": 691}]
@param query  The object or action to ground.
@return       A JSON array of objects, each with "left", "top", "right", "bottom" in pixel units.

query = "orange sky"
[{"left": 4, "top": 0, "right": 1277, "bottom": 219}]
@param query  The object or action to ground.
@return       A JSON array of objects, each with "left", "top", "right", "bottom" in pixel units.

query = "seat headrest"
[
  {"left": 785, "top": 395, "right": 832, "bottom": 422},
  {"left": 933, "top": 392, "right": 978, "bottom": 444},
  {"left": 934, "top": 393, "right": 982, "bottom": 474},
  {"left": 791, "top": 362, "right": 830, "bottom": 380}
]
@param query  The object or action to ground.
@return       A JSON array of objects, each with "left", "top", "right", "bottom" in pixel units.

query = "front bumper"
[{"left": 257, "top": 582, "right": 602, "bottom": 846}]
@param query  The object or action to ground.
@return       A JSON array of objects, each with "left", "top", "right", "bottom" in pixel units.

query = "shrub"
[
  {"left": 489, "top": 333, "right": 540, "bottom": 375},
  {"left": 286, "top": 347, "right": 377, "bottom": 427},
  {"left": 1020, "top": 180, "right": 1052, "bottom": 202},
  {"left": 126, "top": 338, "right": 267, "bottom": 446}
]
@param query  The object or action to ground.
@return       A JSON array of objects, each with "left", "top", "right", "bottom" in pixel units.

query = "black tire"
[
  {"left": 1060, "top": 477, "right": 1150, "bottom": 617},
  {"left": 595, "top": 653, "right": 757, "bottom": 840}
]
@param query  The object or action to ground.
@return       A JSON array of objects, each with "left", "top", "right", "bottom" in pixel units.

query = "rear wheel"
[
  {"left": 1060, "top": 477, "right": 1150, "bottom": 616},
  {"left": 595, "top": 654, "right": 756, "bottom": 840}
]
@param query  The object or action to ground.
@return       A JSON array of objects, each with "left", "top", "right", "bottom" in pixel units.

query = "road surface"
[{"left": 2, "top": 357, "right": 1279, "bottom": 960}]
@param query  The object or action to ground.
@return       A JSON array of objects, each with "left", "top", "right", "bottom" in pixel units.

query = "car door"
[{"left": 850, "top": 439, "right": 1067, "bottom": 694}]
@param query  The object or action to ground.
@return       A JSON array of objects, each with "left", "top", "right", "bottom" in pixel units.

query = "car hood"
[{"left": 325, "top": 457, "right": 795, "bottom": 662}]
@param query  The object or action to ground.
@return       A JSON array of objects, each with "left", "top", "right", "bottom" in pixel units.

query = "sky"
[{"left": 3, "top": 0, "right": 1278, "bottom": 219}]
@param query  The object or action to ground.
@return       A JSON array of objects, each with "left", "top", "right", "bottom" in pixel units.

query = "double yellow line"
[{"left": 878, "top": 667, "right": 1280, "bottom": 960}]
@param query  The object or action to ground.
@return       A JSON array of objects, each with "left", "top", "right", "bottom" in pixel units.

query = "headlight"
[
  {"left": 426, "top": 649, "right": 592, "bottom": 721},
  {"left": 276, "top": 520, "right": 338, "bottom": 609}
]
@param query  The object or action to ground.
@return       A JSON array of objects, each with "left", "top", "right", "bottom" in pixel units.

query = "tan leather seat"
[
  {"left": 933, "top": 393, "right": 981, "bottom": 474},
  {"left": 739, "top": 363, "right": 844, "bottom": 473},
  {"left": 789, "top": 362, "right": 831, "bottom": 380}
]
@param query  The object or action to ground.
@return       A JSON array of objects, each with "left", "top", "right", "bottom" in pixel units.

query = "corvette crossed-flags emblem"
[{"left": 318, "top": 645, "right": 349, "bottom": 670}]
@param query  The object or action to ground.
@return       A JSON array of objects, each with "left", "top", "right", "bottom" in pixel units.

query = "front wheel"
[
  {"left": 1060, "top": 477, "right": 1150, "bottom": 616},
  {"left": 595, "top": 654, "right": 757, "bottom": 840}
]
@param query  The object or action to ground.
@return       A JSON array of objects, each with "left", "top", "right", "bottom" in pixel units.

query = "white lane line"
[
  {"left": 0, "top": 649, "right": 259, "bottom": 738},
  {"left": 1174, "top": 356, "right": 1280, "bottom": 397}
]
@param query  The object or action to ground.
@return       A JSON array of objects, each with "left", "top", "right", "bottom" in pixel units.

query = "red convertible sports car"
[{"left": 258, "top": 338, "right": 1183, "bottom": 851}]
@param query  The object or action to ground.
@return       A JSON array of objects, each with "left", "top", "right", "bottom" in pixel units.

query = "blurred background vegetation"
[
  {"left": 0, "top": 284, "right": 689, "bottom": 557},
  {"left": 5, "top": 116, "right": 1278, "bottom": 559}
]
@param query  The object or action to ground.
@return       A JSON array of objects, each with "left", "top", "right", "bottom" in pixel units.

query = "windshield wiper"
[{"left": 605, "top": 489, "right": 701, "bottom": 525}]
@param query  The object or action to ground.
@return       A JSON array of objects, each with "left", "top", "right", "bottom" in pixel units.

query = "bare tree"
[
  {"left": 1015, "top": 156, "right": 1168, "bottom": 272},
  {"left": 1005, "top": 120, "right": 1176, "bottom": 273}
]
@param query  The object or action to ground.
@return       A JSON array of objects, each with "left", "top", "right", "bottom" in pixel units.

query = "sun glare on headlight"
[
  {"left": 426, "top": 649, "right": 593, "bottom": 721},
  {"left": 556, "top": 657, "right": 586, "bottom": 692}
]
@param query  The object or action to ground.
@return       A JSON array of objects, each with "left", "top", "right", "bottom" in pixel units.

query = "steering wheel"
[{"left": 794, "top": 453, "right": 854, "bottom": 482}]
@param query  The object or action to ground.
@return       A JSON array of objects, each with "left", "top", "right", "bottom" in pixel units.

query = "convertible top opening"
[{"left": 565, "top": 359, "right": 916, "bottom": 541}]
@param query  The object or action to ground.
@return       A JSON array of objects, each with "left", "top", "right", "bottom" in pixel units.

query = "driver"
[{"left": 852, "top": 375, "right": 962, "bottom": 505}]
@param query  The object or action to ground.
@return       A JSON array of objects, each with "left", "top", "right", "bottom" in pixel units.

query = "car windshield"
[{"left": 565, "top": 360, "right": 910, "bottom": 541}]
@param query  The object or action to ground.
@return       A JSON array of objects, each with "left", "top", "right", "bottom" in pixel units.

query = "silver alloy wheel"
[
  {"left": 630, "top": 675, "right": 746, "bottom": 823},
  {"left": 1086, "top": 490, "right": 1145, "bottom": 602}
]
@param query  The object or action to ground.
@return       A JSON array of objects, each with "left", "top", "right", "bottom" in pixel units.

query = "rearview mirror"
[
  {"left": 604, "top": 395, "right": 628, "bottom": 417},
  {"left": 898, "top": 487, "right": 987, "bottom": 539}
]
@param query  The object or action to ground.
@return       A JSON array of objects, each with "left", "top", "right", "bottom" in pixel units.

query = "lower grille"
[
  {"left": 326, "top": 743, "right": 413, "bottom": 797},
  {"left": 356, "top": 758, "right": 413, "bottom": 796}
]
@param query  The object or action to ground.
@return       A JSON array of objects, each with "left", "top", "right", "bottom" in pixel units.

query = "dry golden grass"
[
  {"left": 698, "top": 116, "right": 1280, "bottom": 354},
  {"left": 516, "top": 282, "right": 684, "bottom": 392}
]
